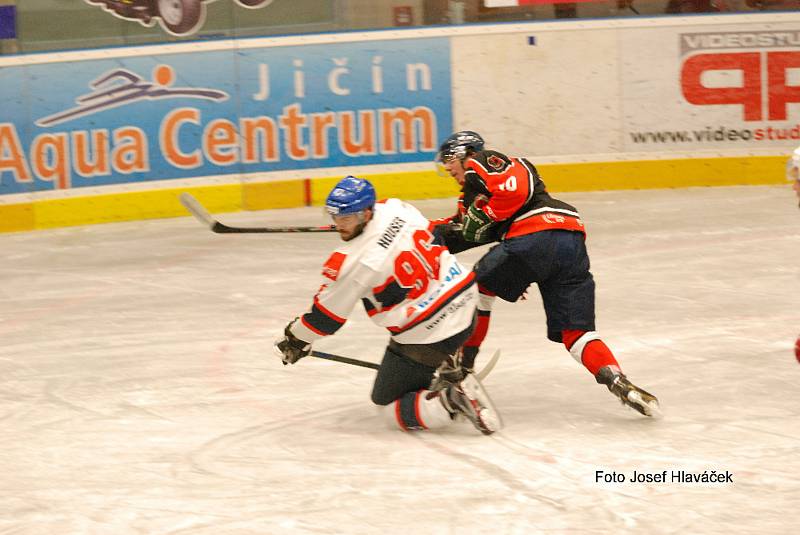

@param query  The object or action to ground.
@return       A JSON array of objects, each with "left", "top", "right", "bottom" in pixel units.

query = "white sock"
[{"left": 381, "top": 390, "right": 454, "bottom": 431}]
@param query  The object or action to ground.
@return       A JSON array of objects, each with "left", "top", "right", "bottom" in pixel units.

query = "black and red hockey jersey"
[{"left": 463, "top": 150, "right": 584, "bottom": 240}]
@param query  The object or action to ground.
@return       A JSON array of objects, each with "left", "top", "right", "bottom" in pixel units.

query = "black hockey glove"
[
  {"left": 274, "top": 319, "right": 311, "bottom": 365},
  {"left": 462, "top": 204, "right": 494, "bottom": 243},
  {"left": 446, "top": 222, "right": 465, "bottom": 239}
]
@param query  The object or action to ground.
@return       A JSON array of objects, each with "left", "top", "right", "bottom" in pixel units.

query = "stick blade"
[
  {"left": 179, "top": 192, "right": 216, "bottom": 229},
  {"left": 476, "top": 349, "right": 501, "bottom": 381}
]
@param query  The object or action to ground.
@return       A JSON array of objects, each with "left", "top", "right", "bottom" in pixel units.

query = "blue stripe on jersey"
[
  {"left": 303, "top": 303, "right": 345, "bottom": 336},
  {"left": 374, "top": 279, "right": 411, "bottom": 309}
]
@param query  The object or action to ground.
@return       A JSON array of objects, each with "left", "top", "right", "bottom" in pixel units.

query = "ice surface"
[{"left": 1, "top": 186, "right": 799, "bottom": 534}]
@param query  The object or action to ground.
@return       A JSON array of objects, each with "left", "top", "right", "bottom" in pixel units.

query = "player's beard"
[{"left": 340, "top": 221, "right": 367, "bottom": 241}]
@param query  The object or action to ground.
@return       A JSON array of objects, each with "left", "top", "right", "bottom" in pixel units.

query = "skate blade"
[
  {"left": 476, "top": 407, "right": 502, "bottom": 434},
  {"left": 462, "top": 398, "right": 499, "bottom": 435},
  {"left": 462, "top": 376, "right": 504, "bottom": 433},
  {"left": 627, "top": 391, "right": 663, "bottom": 419}
]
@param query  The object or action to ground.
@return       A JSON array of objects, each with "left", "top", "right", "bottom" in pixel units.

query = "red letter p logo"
[{"left": 681, "top": 52, "right": 761, "bottom": 121}]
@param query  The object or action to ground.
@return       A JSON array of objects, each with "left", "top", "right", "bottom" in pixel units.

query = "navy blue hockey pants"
[
  {"left": 370, "top": 319, "right": 475, "bottom": 406},
  {"left": 473, "top": 230, "right": 596, "bottom": 343}
]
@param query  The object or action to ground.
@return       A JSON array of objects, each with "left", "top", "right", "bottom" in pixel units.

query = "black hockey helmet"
[{"left": 436, "top": 130, "right": 485, "bottom": 164}]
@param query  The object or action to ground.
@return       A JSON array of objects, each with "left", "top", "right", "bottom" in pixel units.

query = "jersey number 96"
[{"left": 393, "top": 229, "right": 446, "bottom": 299}]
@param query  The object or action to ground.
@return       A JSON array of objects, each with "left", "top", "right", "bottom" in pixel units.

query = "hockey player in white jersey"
[
  {"left": 274, "top": 176, "right": 502, "bottom": 434},
  {"left": 788, "top": 145, "right": 800, "bottom": 209},
  {"left": 787, "top": 146, "right": 800, "bottom": 362}
]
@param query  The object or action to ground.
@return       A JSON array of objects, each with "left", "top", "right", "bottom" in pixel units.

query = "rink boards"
[{"left": 0, "top": 13, "right": 798, "bottom": 231}]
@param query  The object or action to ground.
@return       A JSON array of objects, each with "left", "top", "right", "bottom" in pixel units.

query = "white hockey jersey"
[{"left": 290, "top": 198, "right": 477, "bottom": 345}]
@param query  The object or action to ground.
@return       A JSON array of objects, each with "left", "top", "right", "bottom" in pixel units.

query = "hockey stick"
[
  {"left": 476, "top": 349, "right": 501, "bottom": 381},
  {"left": 310, "top": 348, "right": 501, "bottom": 379},
  {"left": 311, "top": 350, "right": 380, "bottom": 370},
  {"left": 179, "top": 192, "right": 336, "bottom": 234}
]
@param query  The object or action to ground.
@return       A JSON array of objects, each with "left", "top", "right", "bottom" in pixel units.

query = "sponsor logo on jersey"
[
  {"left": 423, "top": 290, "right": 474, "bottom": 330},
  {"left": 414, "top": 263, "right": 464, "bottom": 310},
  {"left": 322, "top": 251, "right": 347, "bottom": 280},
  {"left": 486, "top": 154, "right": 505, "bottom": 171},
  {"left": 542, "top": 213, "right": 566, "bottom": 224}
]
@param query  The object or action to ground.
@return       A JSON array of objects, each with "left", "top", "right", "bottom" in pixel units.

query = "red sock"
[
  {"left": 562, "top": 329, "right": 620, "bottom": 376},
  {"left": 464, "top": 312, "right": 490, "bottom": 349},
  {"left": 462, "top": 286, "right": 495, "bottom": 369}
]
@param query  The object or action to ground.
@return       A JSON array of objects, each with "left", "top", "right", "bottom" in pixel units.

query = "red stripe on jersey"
[
  {"left": 313, "top": 296, "right": 347, "bottom": 324},
  {"left": 505, "top": 213, "right": 585, "bottom": 239},
  {"left": 388, "top": 272, "right": 476, "bottom": 334}
]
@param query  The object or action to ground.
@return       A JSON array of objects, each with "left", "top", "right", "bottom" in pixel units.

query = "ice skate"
[
  {"left": 596, "top": 366, "right": 662, "bottom": 418},
  {"left": 430, "top": 353, "right": 468, "bottom": 392},
  {"left": 429, "top": 348, "right": 501, "bottom": 391},
  {"left": 441, "top": 374, "right": 503, "bottom": 435}
]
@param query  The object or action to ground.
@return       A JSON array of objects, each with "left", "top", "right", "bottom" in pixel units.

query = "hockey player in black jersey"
[{"left": 433, "top": 131, "right": 661, "bottom": 418}]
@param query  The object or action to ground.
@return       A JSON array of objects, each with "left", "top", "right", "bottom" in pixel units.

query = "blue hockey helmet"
[
  {"left": 436, "top": 130, "right": 485, "bottom": 164},
  {"left": 325, "top": 176, "right": 376, "bottom": 216}
]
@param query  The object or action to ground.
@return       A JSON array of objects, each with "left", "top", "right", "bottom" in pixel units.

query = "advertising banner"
[
  {"left": 2, "top": 14, "right": 796, "bottom": 212},
  {"left": 0, "top": 37, "right": 452, "bottom": 195},
  {"left": 621, "top": 25, "right": 800, "bottom": 152},
  {"left": 450, "top": 16, "right": 800, "bottom": 160}
]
